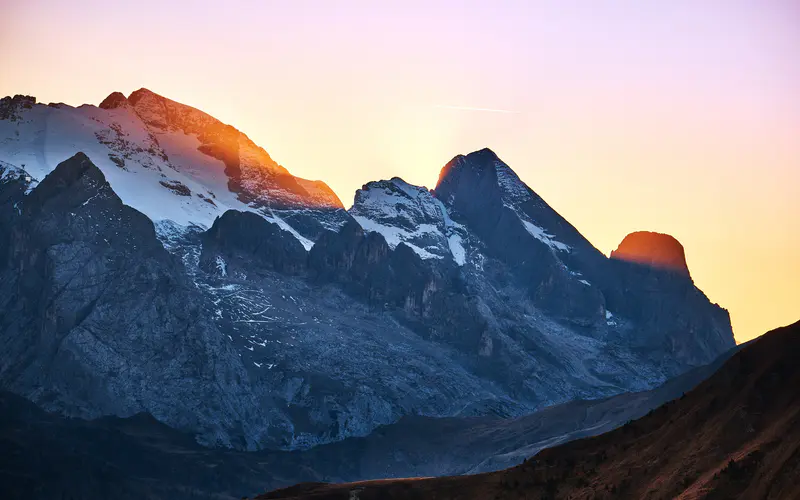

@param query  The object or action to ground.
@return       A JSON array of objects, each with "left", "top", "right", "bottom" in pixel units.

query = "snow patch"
[
  {"left": 352, "top": 215, "right": 442, "bottom": 260},
  {"left": 0, "top": 101, "right": 318, "bottom": 251},
  {"left": 448, "top": 234, "right": 466, "bottom": 266},
  {"left": 215, "top": 256, "right": 228, "bottom": 277},
  {"left": 264, "top": 210, "right": 314, "bottom": 250},
  {"left": 521, "top": 220, "right": 570, "bottom": 252},
  {"left": 390, "top": 177, "right": 426, "bottom": 199},
  {"left": 350, "top": 178, "right": 475, "bottom": 265}
]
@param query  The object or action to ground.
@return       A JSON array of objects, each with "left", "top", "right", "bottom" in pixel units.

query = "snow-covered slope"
[
  {"left": 349, "top": 177, "right": 469, "bottom": 263},
  {"left": 120, "top": 89, "right": 343, "bottom": 212},
  {"left": 0, "top": 92, "right": 347, "bottom": 248}
]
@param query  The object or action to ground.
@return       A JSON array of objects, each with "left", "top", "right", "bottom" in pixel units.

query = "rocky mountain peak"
[
  {"left": 127, "top": 87, "right": 161, "bottom": 106},
  {"left": 26, "top": 152, "right": 108, "bottom": 207},
  {"left": 352, "top": 177, "right": 431, "bottom": 210},
  {"left": 98, "top": 92, "right": 129, "bottom": 110},
  {"left": 0, "top": 94, "right": 36, "bottom": 121},
  {"left": 1, "top": 86, "right": 348, "bottom": 242},
  {"left": 611, "top": 231, "right": 691, "bottom": 277},
  {"left": 127, "top": 88, "right": 206, "bottom": 131},
  {"left": 349, "top": 176, "right": 460, "bottom": 261},
  {"left": 434, "top": 148, "right": 531, "bottom": 209},
  {"left": 435, "top": 148, "right": 498, "bottom": 186}
]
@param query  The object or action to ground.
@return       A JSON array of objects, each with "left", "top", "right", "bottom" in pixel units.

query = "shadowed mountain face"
[
  {"left": 611, "top": 230, "right": 691, "bottom": 277},
  {"left": 430, "top": 148, "right": 732, "bottom": 363},
  {"left": 0, "top": 154, "right": 267, "bottom": 448},
  {"left": 260, "top": 320, "right": 800, "bottom": 500},
  {"left": 0, "top": 90, "right": 734, "bottom": 451},
  {"left": 0, "top": 343, "right": 738, "bottom": 500},
  {"left": 432, "top": 148, "right": 608, "bottom": 322}
]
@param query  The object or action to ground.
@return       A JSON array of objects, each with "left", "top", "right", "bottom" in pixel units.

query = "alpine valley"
[{"left": 0, "top": 90, "right": 736, "bottom": 498}]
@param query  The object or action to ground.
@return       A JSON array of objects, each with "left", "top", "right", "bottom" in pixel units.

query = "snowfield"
[{"left": 0, "top": 94, "right": 337, "bottom": 250}]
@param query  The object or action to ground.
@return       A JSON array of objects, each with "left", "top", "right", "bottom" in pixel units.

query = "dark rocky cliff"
[{"left": 0, "top": 153, "right": 268, "bottom": 448}]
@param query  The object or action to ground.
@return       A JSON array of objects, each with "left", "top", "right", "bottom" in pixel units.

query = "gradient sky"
[{"left": 2, "top": 0, "right": 798, "bottom": 342}]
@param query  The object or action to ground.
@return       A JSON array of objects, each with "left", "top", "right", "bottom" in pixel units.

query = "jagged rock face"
[
  {"left": 0, "top": 153, "right": 275, "bottom": 449},
  {"left": 432, "top": 148, "right": 607, "bottom": 323},
  {"left": 306, "top": 220, "right": 483, "bottom": 348},
  {"left": 605, "top": 257, "right": 733, "bottom": 366},
  {"left": 611, "top": 231, "right": 690, "bottom": 276},
  {"left": 182, "top": 216, "right": 514, "bottom": 449},
  {"left": 0, "top": 95, "right": 36, "bottom": 121},
  {"left": 598, "top": 235, "right": 731, "bottom": 365},
  {"left": 201, "top": 210, "right": 308, "bottom": 275},
  {"left": 430, "top": 149, "right": 732, "bottom": 362},
  {"left": 349, "top": 178, "right": 461, "bottom": 261},
  {"left": 98, "top": 91, "right": 128, "bottom": 110}
]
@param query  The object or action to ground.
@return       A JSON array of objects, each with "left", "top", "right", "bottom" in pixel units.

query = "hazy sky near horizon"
[{"left": 2, "top": 0, "right": 798, "bottom": 342}]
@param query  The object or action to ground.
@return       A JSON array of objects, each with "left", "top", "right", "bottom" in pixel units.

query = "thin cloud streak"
[{"left": 434, "top": 104, "right": 520, "bottom": 114}]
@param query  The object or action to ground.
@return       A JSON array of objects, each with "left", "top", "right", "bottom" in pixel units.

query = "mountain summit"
[
  {"left": 0, "top": 87, "right": 346, "bottom": 245},
  {"left": 611, "top": 230, "right": 691, "bottom": 277}
]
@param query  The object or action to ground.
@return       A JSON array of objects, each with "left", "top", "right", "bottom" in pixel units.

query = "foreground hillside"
[{"left": 261, "top": 320, "right": 800, "bottom": 499}]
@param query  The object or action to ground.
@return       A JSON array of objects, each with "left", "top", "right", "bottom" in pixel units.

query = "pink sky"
[{"left": 2, "top": 0, "right": 798, "bottom": 341}]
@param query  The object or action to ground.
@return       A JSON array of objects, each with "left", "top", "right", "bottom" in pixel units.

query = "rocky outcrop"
[
  {"left": 307, "top": 220, "right": 481, "bottom": 347},
  {"left": 0, "top": 95, "right": 36, "bottom": 121},
  {"left": 605, "top": 255, "right": 732, "bottom": 366},
  {"left": 348, "top": 178, "right": 456, "bottom": 260},
  {"left": 98, "top": 91, "right": 129, "bottom": 110},
  {"left": 201, "top": 210, "right": 308, "bottom": 275},
  {"left": 611, "top": 230, "right": 691, "bottom": 276}
]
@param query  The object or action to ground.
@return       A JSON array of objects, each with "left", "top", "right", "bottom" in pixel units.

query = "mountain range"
[{"left": 0, "top": 89, "right": 742, "bottom": 496}]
